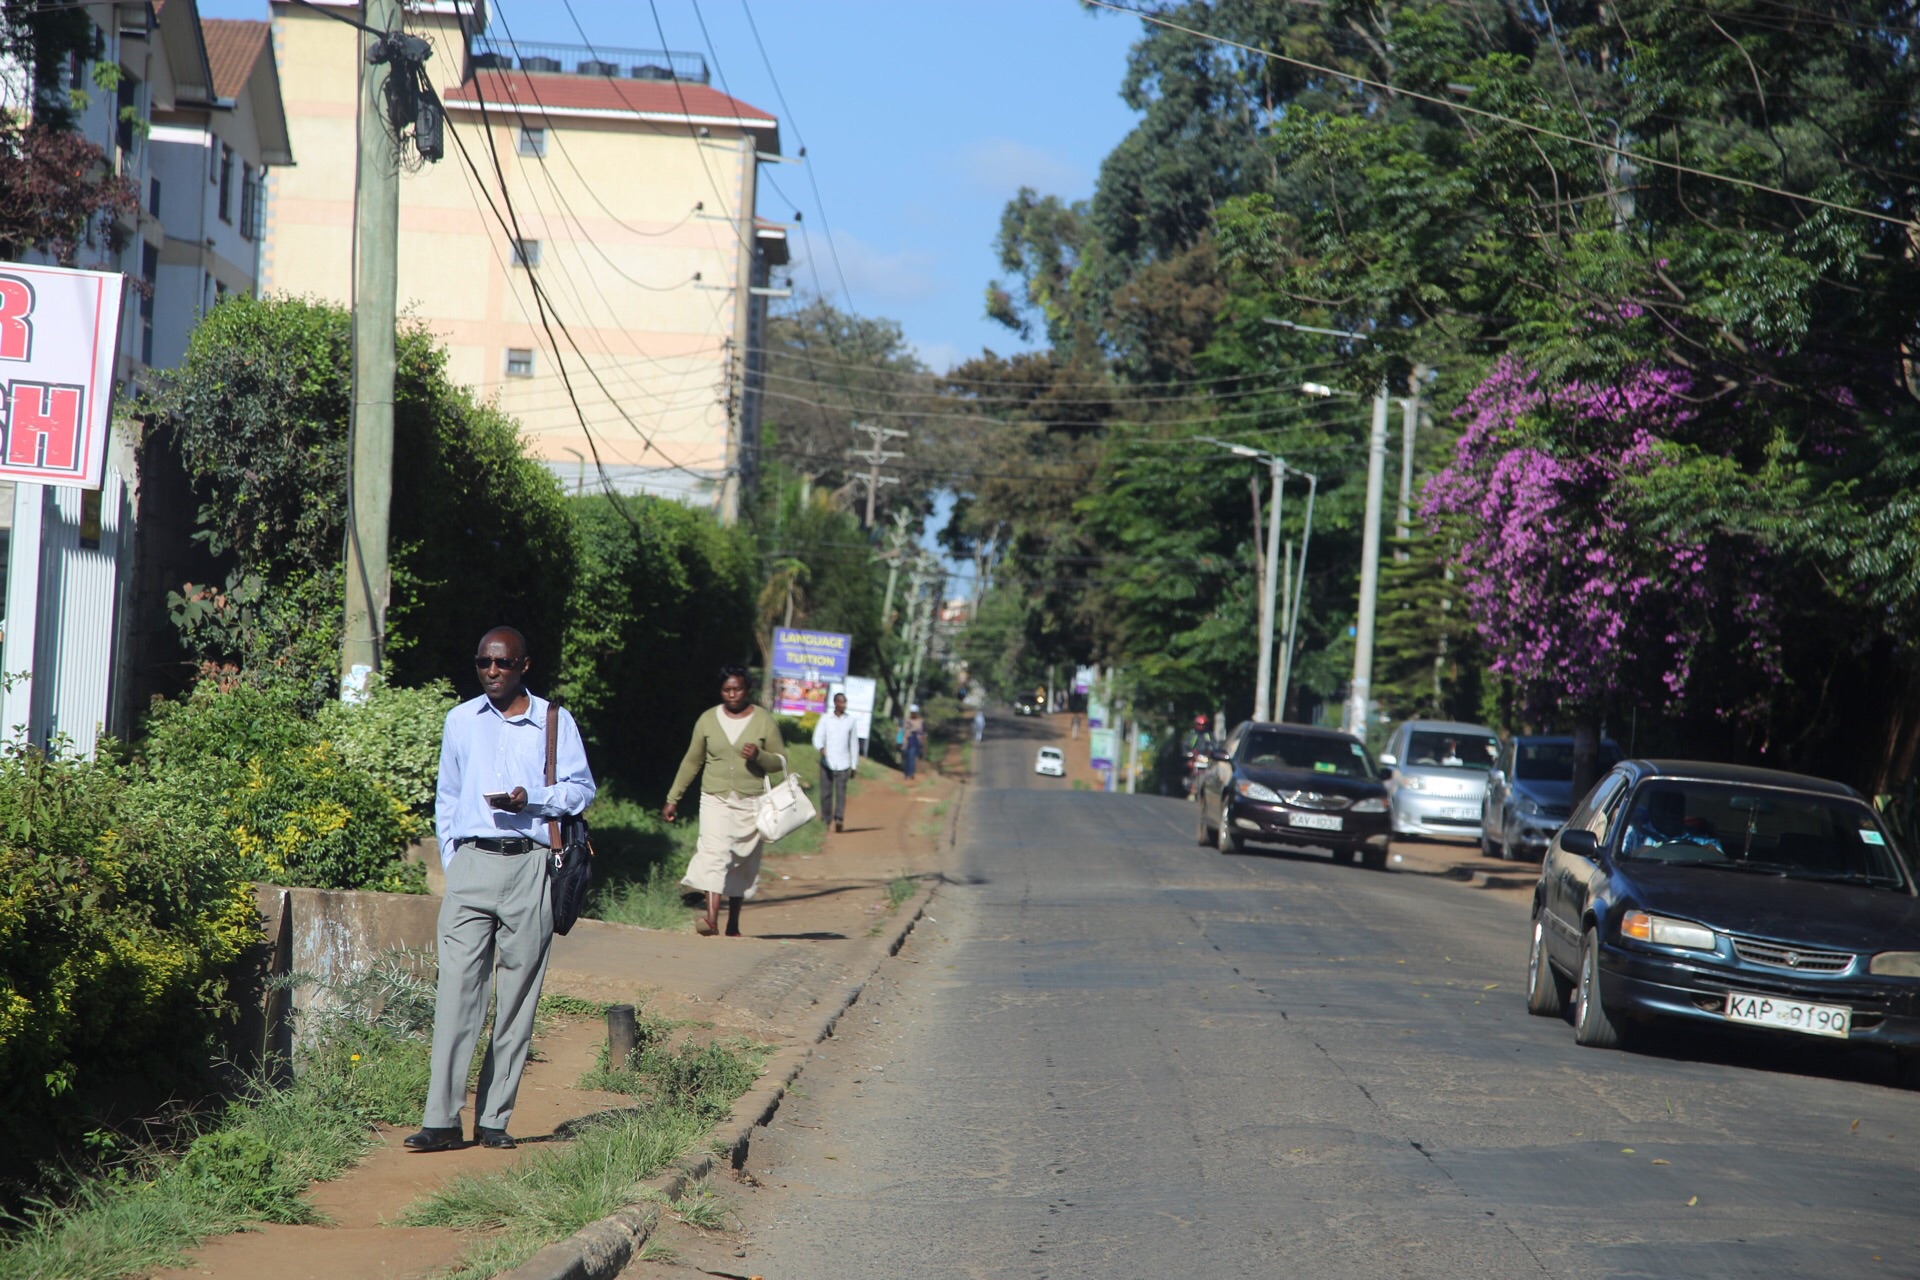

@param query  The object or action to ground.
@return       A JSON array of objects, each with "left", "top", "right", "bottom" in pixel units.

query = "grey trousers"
[
  {"left": 422, "top": 841, "right": 553, "bottom": 1131},
  {"left": 819, "top": 765, "right": 851, "bottom": 823}
]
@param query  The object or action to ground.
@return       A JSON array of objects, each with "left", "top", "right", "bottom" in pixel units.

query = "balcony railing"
[{"left": 468, "top": 37, "right": 708, "bottom": 85}]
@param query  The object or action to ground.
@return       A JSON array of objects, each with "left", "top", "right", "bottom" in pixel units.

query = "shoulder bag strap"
[{"left": 545, "top": 696, "right": 562, "bottom": 853}]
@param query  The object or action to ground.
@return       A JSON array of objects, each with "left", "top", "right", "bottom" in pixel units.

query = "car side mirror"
[
  {"left": 1488, "top": 769, "right": 1505, "bottom": 786},
  {"left": 1560, "top": 828, "right": 1598, "bottom": 857},
  {"left": 1378, "top": 752, "right": 1398, "bottom": 767}
]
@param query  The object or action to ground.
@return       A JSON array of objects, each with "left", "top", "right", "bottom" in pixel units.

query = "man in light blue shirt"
[
  {"left": 406, "top": 625, "right": 595, "bottom": 1154},
  {"left": 812, "top": 692, "right": 860, "bottom": 833}
]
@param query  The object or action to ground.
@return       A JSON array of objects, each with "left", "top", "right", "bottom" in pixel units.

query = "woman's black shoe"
[
  {"left": 403, "top": 1126, "right": 463, "bottom": 1152},
  {"left": 474, "top": 1126, "right": 517, "bottom": 1149}
]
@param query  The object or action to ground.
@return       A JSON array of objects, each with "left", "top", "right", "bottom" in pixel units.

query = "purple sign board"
[{"left": 771, "top": 628, "right": 852, "bottom": 716}]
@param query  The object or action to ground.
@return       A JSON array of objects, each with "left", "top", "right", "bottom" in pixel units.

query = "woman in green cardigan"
[{"left": 663, "top": 665, "right": 788, "bottom": 936}]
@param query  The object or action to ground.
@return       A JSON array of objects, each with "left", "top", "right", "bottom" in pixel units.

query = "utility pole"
[
  {"left": 718, "top": 134, "right": 757, "bottom": 527},
  {"left": 1347, "top": 381, "right": 1390, "bottom": 739},
  {"left": 1203, "top": 437, "right": 1284, "bottom": 722},
  {"left": 849, "top": 422, "right": 907, "bottom": 527},
  {"left": 341, "top": 0, "right": 401, "bottom": 702},
  {"left": 1276, "top": 469, "right": 1317, "bottom": 725},
  {"left": 1395, "top": 365, "right": 1424, "bottom": 560},
  {"left": 876, "top": 512, "right": 912, "bottom": 718}
]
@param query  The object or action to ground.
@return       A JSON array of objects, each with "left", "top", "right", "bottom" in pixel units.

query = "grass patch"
[
  {"left": 538, "top": 994, "right": 610, "bottom": 1019},
  {"left": 405, "top": 1034, "right": 769, "bottom": 1279},
  {"left": 591, "top": 864, "right": 694, "bottom": 932},
  {"left": 0, "top": 954, "right": 437, "bottom": 1280},
  {"left": 886, "top": 876, "right": 917, "bottom": 910}
]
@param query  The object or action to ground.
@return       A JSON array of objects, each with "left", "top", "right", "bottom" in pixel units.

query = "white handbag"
[{"left": 755, "top": 753, "right": 816, "bottom": 842}]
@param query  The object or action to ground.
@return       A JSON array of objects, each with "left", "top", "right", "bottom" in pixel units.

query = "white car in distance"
[{"left": 1035, "top": 747, "right": 1066, "bottom": 777}]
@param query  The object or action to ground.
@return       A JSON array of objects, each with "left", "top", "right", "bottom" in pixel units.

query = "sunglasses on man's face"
[{"left": 474, "top": 656, "right": 523, "bottom": 671}]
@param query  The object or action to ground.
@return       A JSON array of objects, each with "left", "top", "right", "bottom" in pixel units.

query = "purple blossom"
[{"left": 1425, "top": 357, "right": 1782, "bottom": 720}]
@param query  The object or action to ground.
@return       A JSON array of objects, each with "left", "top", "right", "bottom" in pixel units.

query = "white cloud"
[
  {"left": 910, "top": 340, "right": 963, "bottom": 374},
  {"left": 800, "top": 231, "right": 940, "bottom": 307},
  {"left": 959, "top": 138, "right": 1087, "bottom": 197}
]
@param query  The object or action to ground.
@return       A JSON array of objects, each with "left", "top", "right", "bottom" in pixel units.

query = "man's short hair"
[{"left": 478, "top": 625, "right": 529, "bottom": 656}]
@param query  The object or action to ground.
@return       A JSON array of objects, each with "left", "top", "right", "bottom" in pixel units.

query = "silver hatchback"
[{"left": 1380, "top": 719, "right": 1502, "bottom": 841}]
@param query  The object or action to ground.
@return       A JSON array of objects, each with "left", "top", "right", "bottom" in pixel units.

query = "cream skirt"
[{"left": 680, "top": 790, "right": 764, "bottom": 899}]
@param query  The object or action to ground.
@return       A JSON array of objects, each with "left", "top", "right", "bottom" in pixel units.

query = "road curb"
[{"left": 498, "top": 818, "right": 954, "bottom": 1280}]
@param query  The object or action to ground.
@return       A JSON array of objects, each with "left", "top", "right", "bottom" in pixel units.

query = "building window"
[
  {"left": 217, "top": 144, "right": 234, "bottom": 223},
  {"left": 139, "top": 242, "right": 157, "bottom": 366},
  {"left": 517, "top": 126, "right": 546, "bottom": 157},
  {"left": 505, "top": 348, "right": 535, "bottom": 377},
  {"left": 148, "top": 176, "right": 161, "bottom": 216},
  {"left": 240, "top": 164, "right": 264, "bottom": 241},
  {"left": 115, "top": 72, "right": 139, "bottom": 161},
  {"left": 209, "top": 138, "right": 219, "bottom": 183},
  {"left": 510, "top": 238, "right": 540, "bottom": 268}
]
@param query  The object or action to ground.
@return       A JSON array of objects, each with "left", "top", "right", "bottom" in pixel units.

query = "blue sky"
[{"left": 200, "top": 0, "right": 1150, "bottom": 372}]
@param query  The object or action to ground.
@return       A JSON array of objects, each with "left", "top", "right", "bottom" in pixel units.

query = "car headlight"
[
  {"left": 1622, "top": 910, "right": 1717, "bottom": 951},
  {"left": 1516, "top": 795, "right": 1542, "bottom": 816},
  {"left": 1236, "top": 780, "right": 1281, "bottom": 802},
  {"left": 1350, "top": 797, "right": 1387, "bottom": 813},
  {"left": 1397, "top": 774, "right": 1426, "bottom": 792},
  {"left": 1869, "top": 952, "right": 1920, "bottom": 977}
]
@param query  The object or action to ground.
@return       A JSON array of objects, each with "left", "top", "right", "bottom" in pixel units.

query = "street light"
[
  {"left": 1268, "top": 317, "right": 1390, "bottom": 739},
  {"left": 1201, "top": 436, "right": 1317, "bottom": 725}
]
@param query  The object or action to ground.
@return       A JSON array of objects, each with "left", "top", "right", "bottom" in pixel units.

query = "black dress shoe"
[
  {"left": 403, "top": 1126, "right": 462, "bottom": 1152},
  {"left": 474, "top": 1126, "right": 516, "bottom": 1149}
]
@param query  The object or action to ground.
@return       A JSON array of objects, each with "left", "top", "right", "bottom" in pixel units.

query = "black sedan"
[
  {"left": 1527, "top": 759, "right": 1920, "bottom": 1081},
  {"left": 1195, "top": 721, "right": 1392, "bottom": 869}
]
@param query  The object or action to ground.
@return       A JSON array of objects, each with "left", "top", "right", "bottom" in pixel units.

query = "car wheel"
[
  {"left": 1525, "top": 916, "right": 1569, "bottom": 1018},
  {"left": 1361, "top": 844, "right": 1388, "bottom": 871},
  {"left": 1895, "top": 1050, "right": 1920, "bottom": 1091},
  {"left": 1573, "top": 926, "right": 1625, "bottom": 1049},
  {"left": 1217, "top": 814, "right": 1245, "bottom": 854},
  {"left": 1196, "top": 800, "right": 1214, "bottom": 847},
  {"left": 1481, "top": 832, "right": 1500, "bottom": 859}
]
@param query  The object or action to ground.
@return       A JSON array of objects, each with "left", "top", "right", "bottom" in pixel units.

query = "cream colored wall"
[{"left": 264, "top": 3, "right": 752, "bottom": 476}]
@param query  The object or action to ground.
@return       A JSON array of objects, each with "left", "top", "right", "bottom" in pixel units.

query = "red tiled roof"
[
  {"left": 202, "top": 19, "right": 270, "bottom": 102},
  {"left": 443, "top": 69, "right": 776, "bottom": 128}
]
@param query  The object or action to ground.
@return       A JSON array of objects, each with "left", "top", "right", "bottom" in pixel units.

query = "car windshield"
[
  {"left": 1515, "top": 741, "right": 1623, "bottom": 781},
  {"left": 1239, "top": 730, "right": 1375, "bottom": 779},
  {"left": 1619, "top": 781, "right": 1909, "bottom": 887},
  {"left": 1403, "top": 730, "right": 1499, "bottom": 771}
]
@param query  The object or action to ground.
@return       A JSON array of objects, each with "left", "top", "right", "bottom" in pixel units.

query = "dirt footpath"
[{"left": 150, "top": 763, "right": 960, "bottom": 1280}]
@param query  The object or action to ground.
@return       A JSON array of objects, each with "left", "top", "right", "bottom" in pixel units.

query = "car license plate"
[
  {"left": 1440, "top": 805, "right": 1479, "bottom": 820},
  {"left": 1724, "top": 991, "right": 1851, "bottom": 1039},
  {"left": 1287, "top": 812, "right": 1342, "bottom": 831}
]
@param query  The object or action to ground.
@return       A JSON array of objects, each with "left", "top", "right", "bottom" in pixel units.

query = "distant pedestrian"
[
  {"left": 407, "top": 626, "right": 595, "bottom": 1155},
  {"left": 812, "top": 692, "right": 859, "bottom": 833},
  {"left": 663, "top": 665, "right": 788, "bottom": 937},
  {"left": 903, "top": 704, "right": 927, "bottom": 781},
  {"left": 972, "top": 709, "right": 985, "bottom": 743}
]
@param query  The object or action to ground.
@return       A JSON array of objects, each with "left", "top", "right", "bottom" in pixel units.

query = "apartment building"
[{"left": 264, "top": 0, "right": 787, "bottom": 510}]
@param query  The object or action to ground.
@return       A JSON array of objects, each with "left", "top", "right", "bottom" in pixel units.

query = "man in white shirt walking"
[{"left": 812, "top": 692, "right": 860, "bottom": 834}]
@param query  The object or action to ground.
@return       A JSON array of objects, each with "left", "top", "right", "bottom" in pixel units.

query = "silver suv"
[{"left": 1380, "top": 719, "right": 1501, "bottom": 841}]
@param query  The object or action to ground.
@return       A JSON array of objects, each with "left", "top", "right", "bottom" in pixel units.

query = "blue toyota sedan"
[{"left": 1527, "top": 760, "right": 1920, "bottom": 1083}]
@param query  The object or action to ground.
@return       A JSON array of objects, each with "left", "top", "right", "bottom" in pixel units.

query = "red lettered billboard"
[{"left": 0, "top": 263, "right": 126, "bottom": 489}]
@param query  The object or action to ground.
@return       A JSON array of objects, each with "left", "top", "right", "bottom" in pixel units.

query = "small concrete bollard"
[{"left": 607, "top": 1003, "right": 638, "bottom": 1069}]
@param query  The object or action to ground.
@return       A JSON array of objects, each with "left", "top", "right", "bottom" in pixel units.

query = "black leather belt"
[{"left": 466, "top": 836, "right": 537, "bottom": 854}]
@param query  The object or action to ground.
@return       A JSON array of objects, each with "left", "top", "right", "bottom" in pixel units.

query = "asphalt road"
[{"left": 697, "top": 714, "right": 1920, "bottom": 1279}]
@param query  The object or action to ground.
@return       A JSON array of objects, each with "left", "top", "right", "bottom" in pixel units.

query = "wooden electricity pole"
[{"left": 341, "top": 0, "right": 400, "bottom": 701}]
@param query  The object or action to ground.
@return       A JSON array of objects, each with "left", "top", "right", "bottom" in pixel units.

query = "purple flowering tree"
[{"left": 1426, "top": 357, "right": 1782, "bottom": 786}]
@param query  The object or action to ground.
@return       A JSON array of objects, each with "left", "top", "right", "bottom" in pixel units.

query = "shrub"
[
  {"left": 0, "top": 744, "right": 256, "bottom": 1184},
  {"left": 225, "top": 744, "right": 427, "bottom": 892},
  {"left": 314, "top": 678, "right": 456, "bottom": 812},
  {"left": 137, "top": 680, "right": 428, "bottom": 892}
]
